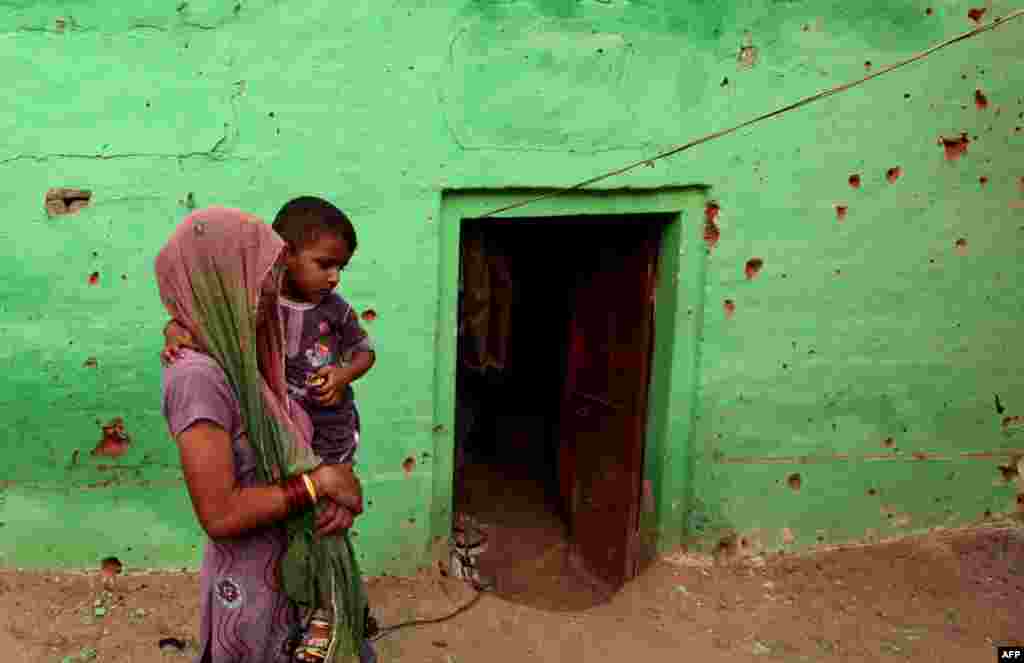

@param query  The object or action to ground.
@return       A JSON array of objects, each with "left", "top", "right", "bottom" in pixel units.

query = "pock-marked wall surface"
[{"left": 1, "top": 0, "right": 1022, "bottom": 574}]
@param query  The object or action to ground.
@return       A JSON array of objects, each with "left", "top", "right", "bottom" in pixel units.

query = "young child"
[{"left": 162, "top": 196, "right": 376, "bottom": 661}]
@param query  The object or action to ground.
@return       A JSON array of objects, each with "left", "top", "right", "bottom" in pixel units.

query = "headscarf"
[{"left": 155, "top": 207, "right": 366, "bottom": 662}]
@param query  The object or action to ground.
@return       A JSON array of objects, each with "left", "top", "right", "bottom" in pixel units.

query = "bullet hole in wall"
[
  {"left": 998, "top": 462, "right": 1019, "bottom": 482},
  {"left": 926, "top": 7, "right": 933, "bottom": 15},
  {"left": 703, "top": 202, "right": 721, "bottom": 250},
  {"left": 92, "top": 417, "right": 130, "bottom": 458},
  {"left": 940, "top": 134, "right": 970, "bottom": 161},
  {"left": 955, "top": 238, "right": 968, "bottom": 255},
  {"left": 975, "top": 89, "right": 989, "bottom": 110},
  {"left": 402, "top": 456, "right": 415, "bottom": 475},
  {"left": 723, "top": 299, "right": 736, "bottom": 318},
  {"left": 835, "top": 205, "right": 848, "bottom": 222},
  {"left": 848, "top": 174, "right": 861, "bottom": 188},
  {"left": 867, "top": 488, "right": 877, "bottom": 496},
  {"left": 886, "top": 166, "right": 902, "bottom": 183},
  {"left": 744, "top": 258, "right": 764, "bottom": 280},
  {"left": 979, "top": 175, "right": 989, "bottom": 186},
  {"left": 45, "top": 188, "right": 92, "bottom": 217},
  {"left": 787, "top": 473, "right": 802, "bottom": 491},
  {"left": 737, "top": 44, "right": 758, "bottom": 69},
  {"left": 100, "top": 557, "right": 122, "bottom": 578}
]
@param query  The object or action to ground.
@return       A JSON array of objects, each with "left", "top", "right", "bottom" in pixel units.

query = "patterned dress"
[
  {"left": 280, "top": 293, "right": 374, "bottom": 465},
  {"left": 162, "top": 350, "right": 376, "bottom": 663}
]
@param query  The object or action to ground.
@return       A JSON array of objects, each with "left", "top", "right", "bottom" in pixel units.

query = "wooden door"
[{"left": 559, "top": 222, "right": 659, "bottom": 596}]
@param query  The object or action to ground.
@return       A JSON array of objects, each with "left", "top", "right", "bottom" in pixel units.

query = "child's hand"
[
  {"left": 160, "top": 321, "right": 198, "bottom": 366},
  {"left": 309, "top": 366, "right": 350, "bottom": 407}
]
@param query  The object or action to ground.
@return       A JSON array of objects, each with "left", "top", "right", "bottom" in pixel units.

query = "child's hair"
[{"left": 272, "top": 196, "right": 358, "bottom": 253}]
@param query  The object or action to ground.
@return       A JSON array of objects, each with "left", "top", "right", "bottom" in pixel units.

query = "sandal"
[
  {"left": 450, "top": 517, "right": 494, "bottom": 591},
  {"left": 293, "top": 612, "right": 331, "bottom": 662}
]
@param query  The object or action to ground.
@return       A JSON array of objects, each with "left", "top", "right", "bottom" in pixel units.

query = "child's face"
[{"left": 282, "top": 232, "right": 352, "bottom": 304}]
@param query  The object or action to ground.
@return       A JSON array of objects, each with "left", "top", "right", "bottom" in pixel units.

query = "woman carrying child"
[{"left": 156, "top": 206, "right": 375, "bottom": 662}]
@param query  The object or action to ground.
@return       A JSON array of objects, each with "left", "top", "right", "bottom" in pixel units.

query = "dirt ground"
[{"left": 2, "top": 523, "right": 1022, "bottom": 663}]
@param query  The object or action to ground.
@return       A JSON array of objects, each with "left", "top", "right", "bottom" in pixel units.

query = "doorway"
[{"left": 451, "top": 214, "right": 665, "bottom": 608}]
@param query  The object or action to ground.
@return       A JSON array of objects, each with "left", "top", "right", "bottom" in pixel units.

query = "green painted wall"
[{"left": 1, "top": 0, "right": 1021, "bottom": 573}]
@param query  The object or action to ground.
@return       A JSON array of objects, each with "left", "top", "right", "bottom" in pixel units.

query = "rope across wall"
[{"left": 475, "top": 9, "right": 1024, "bottom": 219}]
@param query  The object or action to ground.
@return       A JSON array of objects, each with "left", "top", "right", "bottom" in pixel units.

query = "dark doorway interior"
[{"left": 453, "top": 214, "right": 664, "bottom": 610}]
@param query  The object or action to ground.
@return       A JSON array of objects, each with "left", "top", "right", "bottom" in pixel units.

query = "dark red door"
[{"left": 558, "top": 222, "right": 658, "bottom": 596}]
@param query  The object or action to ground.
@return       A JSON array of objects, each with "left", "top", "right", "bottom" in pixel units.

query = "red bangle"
[{"left": 282, "top": 475, "right": 314, "bottom": 515}]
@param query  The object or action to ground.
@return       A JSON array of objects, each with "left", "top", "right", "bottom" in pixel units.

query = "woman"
[{"left": 156, "top": 206, "right": 374, "bottom": 662}]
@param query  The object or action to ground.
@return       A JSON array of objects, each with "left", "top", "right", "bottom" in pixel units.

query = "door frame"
[{"left": 430, "top": 186, "right": 709, "bottom": 563}]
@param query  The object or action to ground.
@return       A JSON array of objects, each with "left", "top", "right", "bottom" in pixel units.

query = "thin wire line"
[{"left": 476, "top": 9, "right": 1024, "bottom": 219}]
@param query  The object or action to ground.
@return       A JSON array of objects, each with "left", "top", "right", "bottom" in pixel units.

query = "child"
[{"left": 162, "top": 196, "right": 376, "bottom": 661}]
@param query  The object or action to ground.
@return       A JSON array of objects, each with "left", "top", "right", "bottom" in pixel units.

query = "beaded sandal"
[{"left": 450, "top": 515, "right": 495, "bottom": 591}]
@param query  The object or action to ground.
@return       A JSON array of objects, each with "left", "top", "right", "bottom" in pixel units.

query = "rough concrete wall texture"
[{"left": 0, "top": 0, "right": 1021, "bottom": 573}]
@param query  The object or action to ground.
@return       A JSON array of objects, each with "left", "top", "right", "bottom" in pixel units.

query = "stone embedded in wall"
[{"left": 45, "top": 188, "right": 92, "bottom": 217}]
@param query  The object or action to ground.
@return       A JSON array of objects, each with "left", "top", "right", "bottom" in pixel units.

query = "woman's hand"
[
  {"left": 310, "top": 463, "right": 363, "bottom": 515},
  {"left": 314, "top": 499, "right": 356, "bottom": 537},
  {"left": 161, "top": 320, "right": 198, "bottom": 366}
]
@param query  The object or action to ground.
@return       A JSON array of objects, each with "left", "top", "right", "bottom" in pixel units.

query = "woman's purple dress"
[{"left": 162, "top": 350, "right": 375, "bottom": 663}]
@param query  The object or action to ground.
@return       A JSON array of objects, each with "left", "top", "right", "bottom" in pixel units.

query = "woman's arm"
[
  {"left": 176, "top": 421, "right": 363, "bottom": 539},
  {"left": 176, "top": 421, "right": 290, "bottom": 539}
]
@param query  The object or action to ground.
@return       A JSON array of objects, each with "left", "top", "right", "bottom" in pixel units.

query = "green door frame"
[{"left": 429, "top": 186, "right": 709, "bottom": 562}]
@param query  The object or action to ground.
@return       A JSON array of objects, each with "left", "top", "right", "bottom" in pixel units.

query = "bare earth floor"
[{"left": 2, "top": 524, "right": 1022, "bottom": 663}]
